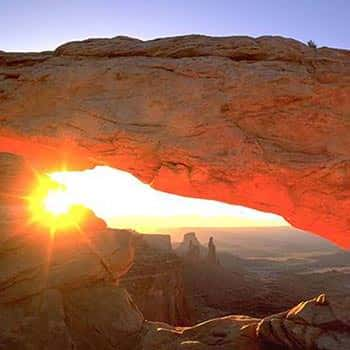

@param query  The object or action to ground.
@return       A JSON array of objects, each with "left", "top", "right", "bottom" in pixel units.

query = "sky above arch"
[{"left": 1, "top": 0, "right": 349, "bottom": 52}]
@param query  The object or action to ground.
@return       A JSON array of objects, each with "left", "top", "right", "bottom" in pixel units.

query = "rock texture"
[
  {"left": 139, "top": 293, "right": 350, "bottom": 350},
  {"left": 140, "top": 293, "right": 350, "bottom": 350},
  {"left": 0, "top": 153, "right": 144, "bottom": 349},
  {"left": 0, "top": 152, "right": 191, "bottom": 327},
  {"left": 0, "top": 35, "right": 350, "bottom": 246},
  {"left": 120, "top": 233, "right": 192, "bottom": 325},
  {"left": 257, "top": 294, "right": 350, "bottom": 349},
  {"left": 140, "top": 315, "right": 263, "bottom": 350},
  {"left": 0, "top": 218, "right": 144, "bottom": 350}
]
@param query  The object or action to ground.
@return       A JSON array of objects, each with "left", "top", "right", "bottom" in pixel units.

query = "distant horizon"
[
  {"left": 108, "top": 221, "right": 291, "bottom": 234},
  {"left": 154, "top": 225, "right": 298, "bottom": 236},
  {"left": 152, "top": 225, "right": 334, "bottom": 249},
  {"left": 155, "top": 225, "right": 292, "bottom": 230},
  {"left": 50, "top": 167, "right": 289, "bottom": 233}
]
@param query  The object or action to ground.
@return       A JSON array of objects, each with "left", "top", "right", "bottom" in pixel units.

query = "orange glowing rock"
[{"left": 1, "top": 35, "right": 350, "bottom": 247}]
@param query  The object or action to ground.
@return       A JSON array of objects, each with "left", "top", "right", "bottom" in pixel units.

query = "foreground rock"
[
  {"left": 0, "top": 153, "right": 142, "bottom": 349},
  {"left": 139, "top": 293, "right": 350, "bottom": 350},
  {"left": 257, "top": 294, "right": 350, "bottom": 349},
  {"left": 0, "top": 224, "right": 144, "bottom": 349},
  {"left": 141, "top": 315, "right": 262, "bottom": 350},
  {"left": 1, "top": 35, "right": 350, "bottom": 246}
]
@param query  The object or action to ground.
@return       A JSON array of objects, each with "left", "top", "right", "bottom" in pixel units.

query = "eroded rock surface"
[
  {"left": 0, "top": 215, "right": 143, "bottom": 349},
  {"left": 120, "top": 233, "right": 192, "bottom": 325},
  {"left": 257, "top": 294, "right": 350, "bottom": 349},
  {"left": 139, "top": 293, "right": 350, "bottom": 350},
  {"left": 0, "top": 35, "right": 350, "bottom": 246},
  {"left": 140, "top": 315, "right": 262, "bottom": 350}
]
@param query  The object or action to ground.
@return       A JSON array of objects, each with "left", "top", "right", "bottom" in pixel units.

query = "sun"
[
  {"left": 26, "top": 174, "right": 86, "bottom": 234},
  {"left": 44, "top": 189, "right": 72, "bottom": 215}
]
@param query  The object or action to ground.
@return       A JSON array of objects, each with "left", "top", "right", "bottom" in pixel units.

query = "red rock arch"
[{"left": 1, "top": 35, "right": 350, "bottom": 247}]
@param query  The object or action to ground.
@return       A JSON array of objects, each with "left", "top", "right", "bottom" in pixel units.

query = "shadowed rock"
[
  {"left": 257, "top": 294, "right": 350, "bottom": 349},
  {"left": 207, "top": 236, "right": 219, "bottom": 265},
  {"left": 120, "top": 233, "right": 192, "bottom": 325},
  {"left": 0, "top": 153, "right": 143, "bottom": 349},
  {"left": 176, "top": 232, "right": 202, "bottom": 263}
]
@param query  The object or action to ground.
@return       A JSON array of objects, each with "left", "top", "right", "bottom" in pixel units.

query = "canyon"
[
  {"left": 119, "top": 233, "right": 192, "bottom": 325},
  {"left": 0, "top": 34, "right": 350, "bottom": 349},
  {"left": 174, "top": 229, "right": 350, "bottom": 324},
  {"left": 1, "top": 152, "right": 350, "bottom": 349}
]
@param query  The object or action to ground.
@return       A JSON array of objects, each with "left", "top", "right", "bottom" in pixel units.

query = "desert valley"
[{"left": 172, "top": 227, "right": 350, "bottom": 322}]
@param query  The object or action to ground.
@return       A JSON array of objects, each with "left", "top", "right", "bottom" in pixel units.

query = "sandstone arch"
[{"left": 1, "top": 35, "right": 350, "bottom": 247}]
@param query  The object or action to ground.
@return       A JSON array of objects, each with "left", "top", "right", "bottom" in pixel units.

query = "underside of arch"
[{"left": 0, "top": 35, "right": 350, "bottom": 247}]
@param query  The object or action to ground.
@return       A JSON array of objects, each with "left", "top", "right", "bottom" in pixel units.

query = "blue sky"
[{"left": 1, "top": 0, "right": 349, "bottom": 52}]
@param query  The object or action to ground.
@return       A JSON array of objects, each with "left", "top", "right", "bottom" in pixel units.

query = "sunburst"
[{"left": 25, "top": 174, "right": 86, "bottom": 235}]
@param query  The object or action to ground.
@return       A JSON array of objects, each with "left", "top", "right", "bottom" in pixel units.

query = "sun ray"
[{"left": 40, "top": 229, "right": 55, "bottom": 292}]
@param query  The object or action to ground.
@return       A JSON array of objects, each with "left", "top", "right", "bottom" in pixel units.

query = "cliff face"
[
  {"left": 0, "top": 35, "right": 350, "bottom": 246},
  {"left": 0, "top": 156, "right": 143, "bottom": 350},
  {"left": 141, "top": 233, "right": 172, "bottom": 251},
  {"left": 120, "top": 233, "right": 192, "bottom": 325}
]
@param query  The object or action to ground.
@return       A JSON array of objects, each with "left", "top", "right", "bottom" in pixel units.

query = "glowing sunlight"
[
  {"left": 44, "top": 189, "right": 73, "bottom": 215},
  {"left": 26, "top": 175, "right": 87, "bottom": 234},
  {"left": 45, "top": 166, "right": 288, "bottom": 233}
]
